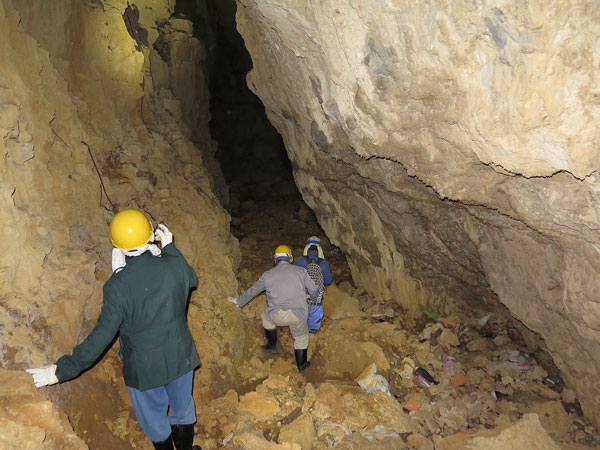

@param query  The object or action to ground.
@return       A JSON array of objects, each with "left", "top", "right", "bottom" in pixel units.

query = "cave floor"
[
  {"left": 192, "top": 194, "right": 600, "bottom": 449},
  {"left": 50, "top": 194, "right": 600, "bottom": 449}
]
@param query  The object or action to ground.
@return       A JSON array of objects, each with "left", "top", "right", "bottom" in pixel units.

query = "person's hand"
[
  {"left": 26, "top": 364, "right": 58, "bottom": 388},
  {"left": 155, "top": 223, "right": 173, "bottom": 248},
  {"left": 227, "top": 297, "right": 239, "bottom": 306}
]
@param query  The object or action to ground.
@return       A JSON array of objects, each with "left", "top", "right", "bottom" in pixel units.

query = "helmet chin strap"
[{"left": 123, "top": 244, "right": 150, "bottom": 257}]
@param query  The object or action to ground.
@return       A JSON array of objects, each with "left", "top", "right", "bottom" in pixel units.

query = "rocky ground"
[
  {"left": 5, "top": 192, "right": 599, "bottom": 450},
  {"left": 192, "top": 194, "right": 600, "bottom": 449}
]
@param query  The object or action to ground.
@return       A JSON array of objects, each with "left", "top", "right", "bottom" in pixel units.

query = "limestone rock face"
[
  {"left": 0, "top": 369, "right": 87, "bottom": 449},
  {"left": 235, "top": 0, "right": 600, "bottom": 424}
]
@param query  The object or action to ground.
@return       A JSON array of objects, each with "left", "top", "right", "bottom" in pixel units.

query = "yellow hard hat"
[
  {"left": 110, "top": 209, "right": 154, "bottom": 251},
  {"left": 274, "top": 245, "right": 293, "bottom": 263}
]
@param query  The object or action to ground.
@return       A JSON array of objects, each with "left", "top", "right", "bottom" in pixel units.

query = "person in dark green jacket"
[{"left": 27, "top": 209, "right": 202, "bottom": 450}]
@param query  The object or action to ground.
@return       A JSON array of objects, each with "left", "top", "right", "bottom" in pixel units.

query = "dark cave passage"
[
  {"left": 175, "top": 0, "right": 300, "bottom": 209},
  {"left": 175, "top": 0, "right": 352, "bottom": 283},
  {"left": 207, "top": 14, "right": 299, "bottom": 214}
]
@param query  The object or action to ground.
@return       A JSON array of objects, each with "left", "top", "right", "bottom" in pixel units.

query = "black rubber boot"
[
  {"left": 294, "top": 348, "right": 311, "bottom": 374},
  {"left": 152, "top": 434, "right": 174, "bottom": 450},
  {"left": 171, "top": 424, "right": 201, "bottom": 450},
  {"left": 261, "top": 328, "right": 278, "bottom": 354}
]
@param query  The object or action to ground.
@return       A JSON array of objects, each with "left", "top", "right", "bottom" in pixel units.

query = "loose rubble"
[
  {"left": 216, "top": 197, "right": 600, "bottom": 449},
  {"left": 192, "top": 282, "right": 600, "bottom": 449}
]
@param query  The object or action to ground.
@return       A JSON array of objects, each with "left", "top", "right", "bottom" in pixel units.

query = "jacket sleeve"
[
  {"left": 55, "top": 282, "right": 124, "bottom": 383},
  {"left": 294, "top": 256, "right": 307, "bottom": 268},
  {"left": 321, "top": 260, "right": 333, "bottom": 286},
  {"left": 238, "top": 275, "right": 266, "bottom": 307},
  {"left": 162, "top": 242, "right": 198, "bottom": 289}
]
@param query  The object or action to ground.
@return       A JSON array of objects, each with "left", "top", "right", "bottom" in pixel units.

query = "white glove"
[
  {"left": 112, "top": 247, "right": 126, "bottom": 273},
  {"left": 155, "top": 223, "right": 173, "bottom": 248},
  {"left": 227, "top": 297, "right": 239, "bottom": 306},
  {"left": 26, "top": 364, "right": 58, "bottom": 388}
]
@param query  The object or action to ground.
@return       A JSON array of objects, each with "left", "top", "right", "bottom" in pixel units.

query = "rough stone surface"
[
  {"left": 0, "top": 369, "right": 87, "bottom": 449},
  {"left": 279, "top": 413, "right": 315, "bottom": 450},
  {"left": 435, "top": 413, "right": 561, "bottom": 450},
  {"left": 322, "top": 285, "right": 362, "bottom": 319},
  {"left": 235, "top": 0, "right": 600, "bottom": 424},
  {"left": 189, "top": 290, "right": 596, "bottom": 449},
  {"left": 312, "top": 382, "right": 419, "bottom": 434},
  {"left": 238, "top": 391, "right": 281, "bottom": 421},
  {"left": 233, "top": 432, "right": 301, "bottom": 450},
  {"left": 0, "top": 0, "right": 240, "bottom": 446},
  {"left": 407, "top": 433, "right": 434, "bottom": 450}
]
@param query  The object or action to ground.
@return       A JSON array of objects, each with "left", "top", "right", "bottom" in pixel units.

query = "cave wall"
[
  {"left": 0, "top": 0, "right": 241, "bottom": 446},
  {"left": 235, "top": 0, "right": 600, "bottom": 425}
]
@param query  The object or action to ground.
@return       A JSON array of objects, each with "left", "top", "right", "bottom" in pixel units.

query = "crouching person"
[
  {"left": 26, "top": 209, "right": 202, "bottom": 450},
  {"left": 228, "top": 245, "right": 318, "bottom": 374}
]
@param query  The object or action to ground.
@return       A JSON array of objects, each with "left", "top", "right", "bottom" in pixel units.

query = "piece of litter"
[
  {"left": 478, "top": 313, "right": 491, "bottom": 326},
  {"left": 442, "top": 355, "right": 458, "bottom": 372},
  {"left": 418, "top": 304, "right": 445, "bottom": 319},
  {"left": 500, "top": 350, "right": 536, "bottom": 371},
  {"left": 357, "top": 363, "right": 391, "bottom": 396},
  {"left": 414, "top": 367, "right": 439, "bottom": 385},
  {"left": 361, "top": 425, "right": 400, "bottom": 441}
]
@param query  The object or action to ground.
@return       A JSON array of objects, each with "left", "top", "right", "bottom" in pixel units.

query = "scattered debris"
[
  {"left": 477, "top": 313, "right": 492, "bottom": 326},
  {"left": 418, "top": 305, "right": 445, "bottom": 320},
  {"left": 222, "top": 433, "right": 233, "bottom": 446},
  {"left": 437, "top": 317, "right": 457, "bottom": 329},
  {"left": 357, "top": 363, "right": 392, "bottom": 396},
  {"left": 500, "top": 350, "right": 537, "bottom": 371},
  {"left": 578, "top": 434, "right": 600, "bottom": 446},
  {"left": 494, "top": 390, "right": 510, "bottom": 400},
  {"left": 360, "top": 425, "right": 400, "bottom": 441},
  {"left": 442, "top": 355, "right": 458, "bottom": 372},
  {"left": 317, "top": 420, "right": 352, "bottom": 446},
  {"left": 414, "top": 367, "right": 439, "bottom": 386},
  {"left": 450, "top": 373, "right": 466, "bottom": 387},
  {"left": 404, "top": 397, "right": 423, "bottom": 412},
  {"left": 191, "top": 286, "right": 599, "bottom": 449}
]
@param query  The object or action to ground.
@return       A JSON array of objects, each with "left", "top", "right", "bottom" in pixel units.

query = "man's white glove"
[
  {"left": 155, "top": 223, "right": 173, "bottom": 249},
  {"left": 227, "top": 297, "right": 239, "bottom": 306},
  {"left": 26, "top": 364, "right": 58, "bottom": 388}
]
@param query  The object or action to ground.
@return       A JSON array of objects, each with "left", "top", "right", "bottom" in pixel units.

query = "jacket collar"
[{"left": 125, "top": 251, "right": 154, "bottom": 265}]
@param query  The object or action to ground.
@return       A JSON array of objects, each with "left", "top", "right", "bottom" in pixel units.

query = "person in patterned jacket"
[{"left": 294, "top": 236, "right": 333, "bottom": 333}]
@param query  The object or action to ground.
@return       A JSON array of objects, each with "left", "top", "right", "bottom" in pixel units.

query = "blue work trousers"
[
  {"left": 308, "top": 304, "right": 323, "bottom": 330},
  {"left": 128, "top": 370, "right": 196, "bottom": 442}
]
